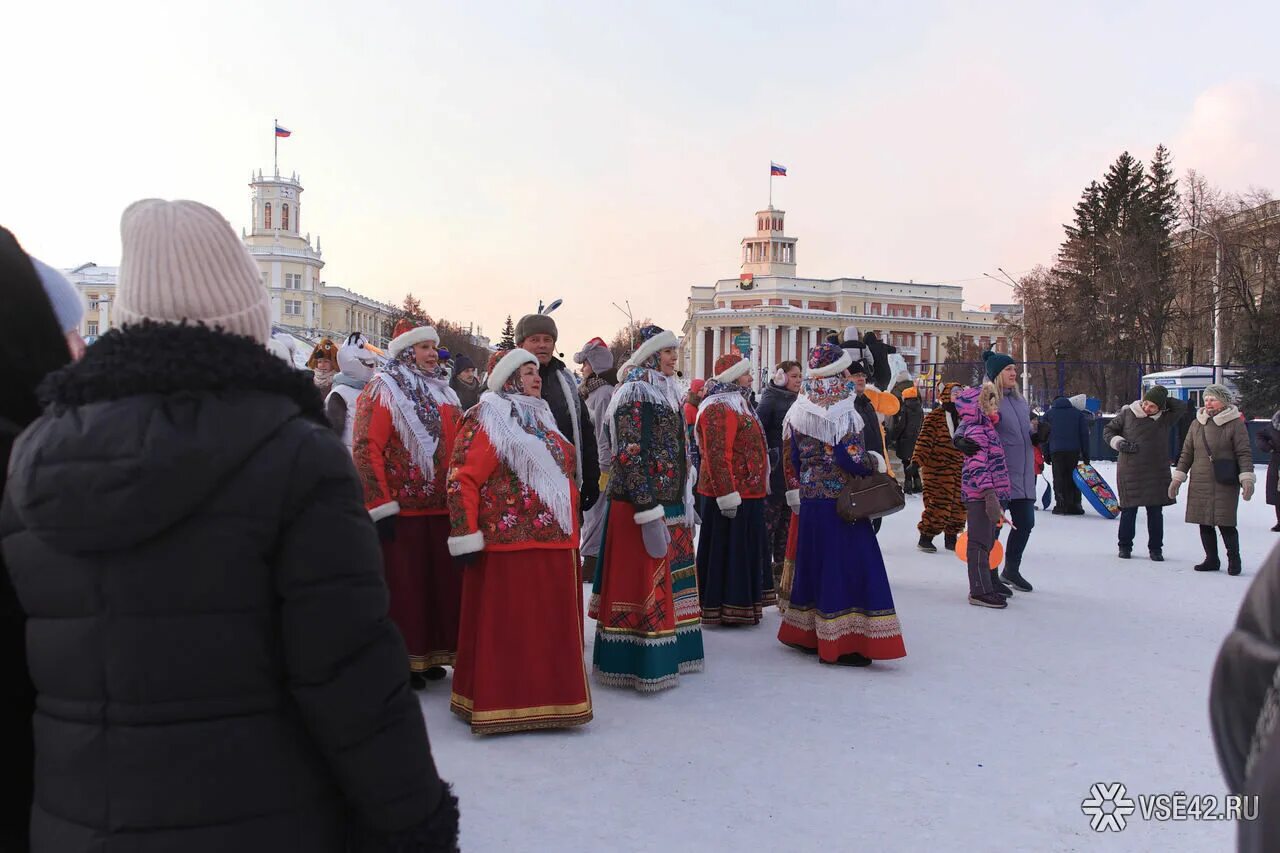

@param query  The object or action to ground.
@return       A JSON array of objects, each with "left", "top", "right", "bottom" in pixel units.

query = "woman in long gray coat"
[
  {"left": 1170, "top": 384, "right": 1255, "bottom": 575},
  {"left": 1104, "top": 385, "right": 1183, "bottom": 562}
]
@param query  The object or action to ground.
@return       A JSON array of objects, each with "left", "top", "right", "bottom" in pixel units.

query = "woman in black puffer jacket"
[{"left": 0, "top": 200, "right": 457, "bottom": 853}]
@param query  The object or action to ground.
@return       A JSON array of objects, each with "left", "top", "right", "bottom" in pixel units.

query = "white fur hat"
[{"left": 487, "top": 348, "right": 539, "bottom": 393}]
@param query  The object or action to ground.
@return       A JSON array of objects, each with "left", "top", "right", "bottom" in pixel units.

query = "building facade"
[
  {"left": 682, "top": 207, "right": 1009, "bottom": 387},
  {"left": 65, "top": 169, "right": 400, "bottom": 348}
]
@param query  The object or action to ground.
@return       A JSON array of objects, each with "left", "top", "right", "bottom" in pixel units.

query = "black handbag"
[
  {"left": 1201, "top": 425, "right": 1240, "bottom": 486},
  {"left": 836, "top": 469, "right": 906, "bottom": 522}
]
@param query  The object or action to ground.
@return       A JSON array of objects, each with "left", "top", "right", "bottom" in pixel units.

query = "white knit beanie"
[{"left": 116, "top": 199, "right": 270, "bottom": 344}]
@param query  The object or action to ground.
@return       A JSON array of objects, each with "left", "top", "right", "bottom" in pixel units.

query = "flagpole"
[
  {"left": 273, "top": 117, "right": 278, "bottom": 177},
  {"left": 769, "top": 169, "right": 773, "bottom": 209}
]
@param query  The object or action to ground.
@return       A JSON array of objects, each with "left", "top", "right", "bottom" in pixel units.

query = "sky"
[{"left": 3, "top": 1, "right": 1278, "bottom": 356}]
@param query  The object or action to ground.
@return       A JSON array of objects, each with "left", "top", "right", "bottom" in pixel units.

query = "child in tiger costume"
[{"left": 915, "top": 382, "right": 967, "bottom": 553}]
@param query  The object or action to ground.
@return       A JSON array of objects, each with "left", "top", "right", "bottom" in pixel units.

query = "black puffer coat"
[
  {"left": 1258, "top": 415, "right": 1279, "bottom": 507},
  {"left": 1, "top": 323, "right": 457, "bottom": 853},
  {"left": 1211, "top": 542, "right": 1280, "bottom": 852},
  {"left": 755, "top": 380, "right": 798, "bottom": 501}
]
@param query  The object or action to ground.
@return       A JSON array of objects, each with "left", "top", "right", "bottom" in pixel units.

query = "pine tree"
[
  {"left": 499, "top": 315, "right": 516, "bottom": 349},
  {"left": 400, "top": 294, "right": 429, "bottom": 326}
]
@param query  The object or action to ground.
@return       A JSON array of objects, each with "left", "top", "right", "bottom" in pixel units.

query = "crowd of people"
[{"left": 1, "top": 200, "right": 1277, "bottom": 851}]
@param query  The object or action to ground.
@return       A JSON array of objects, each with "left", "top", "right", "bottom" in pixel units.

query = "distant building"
[
  {"left": 65, "top": 168, "right": 400, "bottom": 348},
  {"left": 681, "top": 206, "right": 1009, "bottom": 386}
]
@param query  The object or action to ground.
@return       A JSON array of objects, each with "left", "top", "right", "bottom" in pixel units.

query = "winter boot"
[
  {"left": 990, "top": 568, "right": 1014, "bottom": 598},
  {"left": 1118, "top": 546, "right": 1132, "bottom": 559},
  {"left": 820, "top": 652, "right": 873, "bottom": 667},
  {"left": 1149, "top": 549, "right": 1164, "bottom": 562},
  {"left": 944, "top": 533, "right": 959, "bottom": 552},
  {"left": 1195, "top": 526, "right": 1220, "bottom": 572},
  {"left": 424, "top": 666, "right": 448, "bottom": 681},
  {"left": 918, "top": 534, "right": 938, "bottom": 554},
  {"left": 1272, "top": 523, "right": 1280, "bottom": 532},
  {"left": 1227, "top": 554, "right": 1242, "bottom": 576},
  {"left": 1194, "top": 557, "right": 1222, "bottom": 572},
  {"left": 1002, "top": 567, "right": 1033, "bottom": 592},
  {"left": 969, "top": 592, "right": 1008, "bottom": 609},
  {"left": 410, "top": 672, "right": 429, "bottom": 690},
  {"left": 581, "top": 555, "right": 597, "bottom": 584}
]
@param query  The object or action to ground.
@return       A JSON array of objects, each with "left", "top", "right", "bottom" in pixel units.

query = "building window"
[
  {"left": 88, "top": 292, "right": 100, "bottom": 310},
  {"left": 282, "top": 204, "right": 290, "bottom": 231},
  {"left": 285, "top": 273, "right": 302, "bottom": 290},
  {"left": 86, "top": 321, "right": 99, "bottom": 337},
  {"left": 264, "top": 203, "right": 272, "bottom": 230},
  {"left": 285, "top": 299, "right": 302, "bottom": 316}
]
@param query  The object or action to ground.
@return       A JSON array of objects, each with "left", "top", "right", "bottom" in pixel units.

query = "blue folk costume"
[
  {"left": 777, "top": 343, "right": 907, "bottom": 666},
  {"left": 588, "top": 326, "right": 705, "bottom": 691}
]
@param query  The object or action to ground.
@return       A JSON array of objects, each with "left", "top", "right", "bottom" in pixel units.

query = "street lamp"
[
  {"left": 984, "top": 269, "right": 1031, "bottom": 398},
  {"left": 1184, "top": 224, "right": 1223, "bottom": 385}
]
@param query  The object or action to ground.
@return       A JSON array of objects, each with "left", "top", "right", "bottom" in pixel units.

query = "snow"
[{"left": 420, "top": 461, "right": 1276, "bottom": 852}]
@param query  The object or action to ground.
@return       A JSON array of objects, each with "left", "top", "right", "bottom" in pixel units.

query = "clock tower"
[{"left": 243, "top": 168, "right": 325, "bottom": 331}]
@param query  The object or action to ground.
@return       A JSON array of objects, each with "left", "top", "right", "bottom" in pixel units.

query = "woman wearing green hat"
[{"left": 1104, "top": 385, "right": 1185, "bottom": 561}]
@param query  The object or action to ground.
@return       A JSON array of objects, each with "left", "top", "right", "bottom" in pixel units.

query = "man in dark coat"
[
  {"left": 1043, "top": 394, "right": 1091, "bottom": 515},
  {"left": 1103, "top": 385, "right": 1184, "bottom": 560},
  {"left": 517, "top": 313, "right": 601, "bottom": 511},
  {"left": 0, "top": 227, "right": 73, "bottom": 852},
  {"left": 756, "top": 360, "right": 801, "bottom": 579},
  {"left": 2, "top": 200, "right": 457, "bottom": 852},
  {"left": 892, "top": 386, "right": 925, "bottom": 494},
  {"left": 1258, "top": 410, "right": 1280, "bottom": 532}
]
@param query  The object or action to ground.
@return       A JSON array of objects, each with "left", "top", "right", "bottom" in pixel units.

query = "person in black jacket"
[
  {"left": 757, "top": 360, "right": 802, "bottom": 583},
  {"left": 863, "top": 330, "right": 897, "bottom": 391},
  {"left": 0, "top": 200, "right": 456, "bottom": 853},
  {"left": 892, "top": 385, "right": 925, "bottom": 494},
  {"left": 516, "top": 314, "right": 601, "bottom": 512},
  {"left": 1043, "top": 394, "right": 1091, "bottom": 515},
  {"left": 0, "top": 227, "right": 73, "bottom": 853}
]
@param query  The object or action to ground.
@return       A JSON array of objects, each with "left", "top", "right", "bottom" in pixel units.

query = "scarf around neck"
[
  {"left": 313, "top": 367, "right": 335, "bottom": 394},
  {"left": 373, "top": 351, "right": 459, "bottom": 487},
  {"left": 475, "top": 390, "right": 575, "bottom": 535},
  {"left": 695, "top": 379, "right": 757, "bottom": 427},
  {"left": 783, "top": 376, "right": 865, "bottom": 446},
  {"left": 333, "top": 372, "right": 367, "bottom": 391}
]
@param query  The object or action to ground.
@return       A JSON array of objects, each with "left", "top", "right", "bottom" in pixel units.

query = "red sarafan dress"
[
  {"left": 352, "top": 358, "right": 462, "bottom": 673},
  {"left": 446, "top": 391, "right": 591, "bottom": 735}
]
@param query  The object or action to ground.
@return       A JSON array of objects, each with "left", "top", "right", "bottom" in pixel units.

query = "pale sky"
[{"left": 3, "top": 1, "right": 1277, "bottom": 357}]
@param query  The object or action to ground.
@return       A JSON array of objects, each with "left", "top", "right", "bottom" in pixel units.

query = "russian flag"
[
  {"left": 275, "top": 124, "right": 292, "bottom": 138},
  {"left": 770, "top": 161, "right": 787, "bottom": 176}
]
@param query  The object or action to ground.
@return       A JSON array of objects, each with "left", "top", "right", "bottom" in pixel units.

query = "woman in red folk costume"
[
  {"left": 695, "top": 352, "right": 774, "bottom": 625},
  {"left": 445, "top": 349, "right": 591, "bottom": 734},
  {"left": 353, "top": 318, "right": 463, "bottom": 689}
]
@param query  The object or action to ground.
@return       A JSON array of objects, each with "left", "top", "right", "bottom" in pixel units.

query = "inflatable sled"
[
  {"left": 954, "top": 531, "right": 1004, "bottom": 569},
  {"left": 1073, "top": 462, "right": 1120, "bottom": 519}
]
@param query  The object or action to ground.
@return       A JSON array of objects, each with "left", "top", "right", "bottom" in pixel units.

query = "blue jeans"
[
  {"left": 1118, "top": 506, "right": 1164, "bottom": 551},
  {"left": 999, "top": 498, "right": 1036, "bottom": 571}
]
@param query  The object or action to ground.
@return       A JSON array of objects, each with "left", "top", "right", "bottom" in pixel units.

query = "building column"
[
  {"left": 691, "top": 323, "right": 701, "bottom": 380},
  {"left": 712, "top": 326, "right": 722, "bottom": 366},
  {"left": 785, "top": 326, "right": 796, "bottom": 363},
  {"left": 749, "top": 325, "right": 761, "bottom": 390},
  {"left": 100, "top": 297, "right": 111, "bottom": 333},
  {"left": 765, "top": 324, "right": 777, "bottom": 375}
]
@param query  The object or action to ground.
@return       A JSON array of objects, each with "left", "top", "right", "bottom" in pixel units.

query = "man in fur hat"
[{"left": 516, "top": 314, "right": 601, "bottom": 511}]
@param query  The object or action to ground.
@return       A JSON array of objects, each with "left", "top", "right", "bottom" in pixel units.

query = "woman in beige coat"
[{"left": 1170, "top": 384, "right": 1256, "bottom": 575}]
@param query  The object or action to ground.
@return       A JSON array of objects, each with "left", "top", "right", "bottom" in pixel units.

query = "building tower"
[
  {"left": 740, "top": 207, "right": 797, "bottom": 278},
  {"left": 243, "top": 168, "right": 325, "bottom": 332}
]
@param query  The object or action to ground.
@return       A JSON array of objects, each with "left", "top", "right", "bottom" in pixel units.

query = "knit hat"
[
  {"left": 515, "top": 313, "right": 558, "bottom": 344},
  {"left": 452, "top": 352, "right": 476, "bottom": 374},
  {"left": 1142, "top": 385, "right": 1169, "bottom": 409},
  {"left": 807, "top": 343, "right": 852, "bottom": 379},
  {"left": 982, "top": 349, "right": 1015, "bottom": 381},
  {"left": 30, "top": 257, "right": 86, "bottom": 334},
  {"left": 714, "top": 352, "right": 752, "bottom": 384},
  {"left": 387, "top": 317, "right": 440, "bottom": 359},
  {"left": 574, "top": 336, "right": 614, "bottom": 374},
  {"left": 487, "top": 348, "right": 539, "bottom": 393},
  {"left": 1204, "top": 383, "right": 1234, "bottom": 406},
  {"left": 1069, "top": 393, "right": 1087, "bottom": 411},
  {"left": 116, "top": 199, "right": 270, "bottom": 345},
  {"left": 307, "top": 337, "right": 339, "bottom": 369},
  {"left": 622, "top": 325, "right": 677, "bottom": 371}
]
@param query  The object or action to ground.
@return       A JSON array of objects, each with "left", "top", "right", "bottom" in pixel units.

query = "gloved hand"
[
  {"left": 376, "top": 516, "right": 397, "bottom": 543},
  {"left": 953, "top": 436, "right": 981, "bottom": 456},
  {"left": 454, "top": 551, "right": 479, "bottom": 568},
  {"left": 641, "top": 518, "right": 670, "bottom": 559},
  {"left": 867, "top": 451, "right": 887, "bottom": 474},
  {"left": 1168, "top": 479, "right": 1182, "bottom": 501},
  {"left": 581, "top": 478, "right": 601, "bottom": 512},
  {"left": 1243, "top": 477, "right": 1255, "bottom": 501},
  {"left": 1117, "top": 439, "right": 1139, "bottom": 454},
  {"left": 721, "top": 504, "right": 739, "bottom": 519},
  {"left": 983, "top": 490, "right": 1002, "bottom": 527},
  {"left": 785, "top": 489, "right": 801, "bottom": 513}
]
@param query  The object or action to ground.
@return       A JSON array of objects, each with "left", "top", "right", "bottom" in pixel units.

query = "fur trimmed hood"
[
  {"left": 10, "top": 322, "right": 328, "bottom": 554},
  {"left": 1197, "top": 405, "right": 1242, "bottom": 427}
]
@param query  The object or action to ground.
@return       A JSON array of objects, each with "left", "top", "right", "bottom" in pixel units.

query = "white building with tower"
[{"left": 681, "top": 206, "right": 1011, "bottom": 387}]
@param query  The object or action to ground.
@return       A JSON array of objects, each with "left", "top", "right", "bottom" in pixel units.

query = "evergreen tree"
[
  {"left": 498, "top": 315, "right": 516, "bottom": 349},
  {"left": 399, "top": 293, "right": 430, "bottom": 326}
]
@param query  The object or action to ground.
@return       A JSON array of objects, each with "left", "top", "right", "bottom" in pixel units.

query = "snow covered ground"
[{"left": 420, "top": 461, "right": 1277, "bottom": 852}]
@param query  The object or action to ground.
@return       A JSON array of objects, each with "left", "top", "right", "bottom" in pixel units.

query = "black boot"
[
  {"left": 1149, "top": 549, "right": 1164, "bottom": 562},
  {"left": 410, "top": 672, "right": 429, "bottom": 690},
  {"left": 1118, "top": 545, "right": 1132, "bottom": 559},
  {"left": 944, "top": 533, "right": 958, "bottom": 551},
  {"left": 918, "top": 534, "right": 937, "bottom": 554},
  {"left": 820, "top": 652, "right": 873, "bottom": 667},
  {"left": 1196, "top": 525, "right": 1221, "bottom": 572},
  {"left": 1002, "top": 567, "right": 1033, "bottom": 592},
  {"left": 424, "top": 666, "right": 448, "bottom": 681},
  {"left": 990, "top": 568, "right": 1014, "bottom": 598},
  {"left": 1227, "top": 554, "right": 1242, "bottom": 576},
  {"left": 1223, "top": 526, "right": 1242, "bottom": 576},
  {"left": 969, "top": 592, "right": 1008, "bottom": 609}
]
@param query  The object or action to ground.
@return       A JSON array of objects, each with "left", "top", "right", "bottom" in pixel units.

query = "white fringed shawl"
[{"left": 475, "top": 390, "right": 575, "bottom": 535}]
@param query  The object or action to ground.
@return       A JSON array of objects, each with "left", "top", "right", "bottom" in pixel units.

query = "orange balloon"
[{"left": 954, "top": 530, "right": 1004, "bottom": 569}]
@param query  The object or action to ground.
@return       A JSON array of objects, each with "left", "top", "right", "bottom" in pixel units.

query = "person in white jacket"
[{"left": 574, "top": 337, "right": 616, "bottom": 582}]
